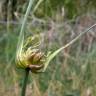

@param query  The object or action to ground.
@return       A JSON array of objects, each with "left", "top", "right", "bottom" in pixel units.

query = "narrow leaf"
[{"left": 43, "top": 23, "right": 96, "bottom": 71}]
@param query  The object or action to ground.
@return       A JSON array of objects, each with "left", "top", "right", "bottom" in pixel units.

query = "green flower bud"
[{"left": 16, "top": 35, "right": 46, "bottom": 73}]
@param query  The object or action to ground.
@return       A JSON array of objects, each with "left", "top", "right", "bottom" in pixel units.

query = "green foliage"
[
  {"left": 0, "top": 0, "right": 96, "bottom": 96},
  {"left": 34, "top": 0, "right": 77, "bottom": 19}
]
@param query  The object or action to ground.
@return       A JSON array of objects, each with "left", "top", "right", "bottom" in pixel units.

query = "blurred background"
[{"left": 0, "top": 0, "right": 96, "bottom": 96}]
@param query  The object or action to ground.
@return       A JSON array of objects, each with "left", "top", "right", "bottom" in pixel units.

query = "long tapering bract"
[
  {"left": 16, "top": 0, "right": 34, "bottom": 67},
  {"left": 43, "top": 23, "right": 96, "bottom": 71}
]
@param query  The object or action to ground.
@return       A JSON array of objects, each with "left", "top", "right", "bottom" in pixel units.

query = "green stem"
[{"left": 21, "top": 68, "right": 30, "bottom": 96}]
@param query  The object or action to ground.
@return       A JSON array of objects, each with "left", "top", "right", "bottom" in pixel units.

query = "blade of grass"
[{"left": 33, "top": 0, "right": 44, "bottom": 13}]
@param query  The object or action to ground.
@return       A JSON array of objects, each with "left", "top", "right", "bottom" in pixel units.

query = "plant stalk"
[{"left": 21, "top": 68, "right": 30, "bottom": 96}]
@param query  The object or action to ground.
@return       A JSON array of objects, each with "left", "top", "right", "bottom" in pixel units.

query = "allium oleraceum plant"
[{"left": 15, "top": 0, "right": 96, "bottom": 96}]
